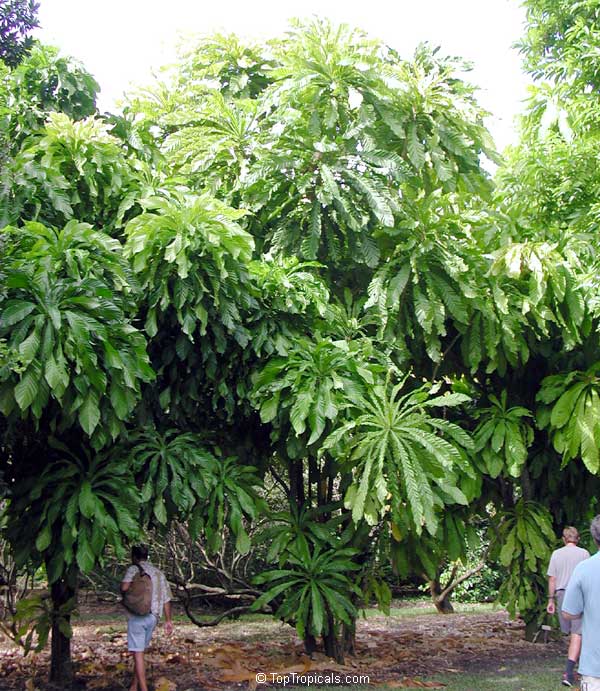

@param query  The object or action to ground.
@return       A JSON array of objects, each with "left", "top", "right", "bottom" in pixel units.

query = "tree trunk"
[
  {"left": 524, "top": 617, "right": 538, "bottom": 642},
  {"left": 322, "top": 614, "right": 344, "bottom": 663},
  {"left": 429, "top": 577, "right": 455, "bottom": 614},
  {"left": 342, "top": 619, "right": 356, "bottom": 655},
  {"left": 288, "top": 459, "right": 305, "bottom": 511},
  {"left": 520, "top": 465, "right": 533, "bottom": 502},
  {"left": 49, "top": 576, "right": 76, "bottom": 687},
  {"left": 303, "top": 633, "right": 318, "bottom": 655}
]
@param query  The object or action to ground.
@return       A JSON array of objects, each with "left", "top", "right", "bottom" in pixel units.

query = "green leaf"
[
  {"left": 45, "top": 355, "right": 68, "bottom": 396},
  {"left": 78, "top": 391, "right": 101, "bottom": 436},
  {"left": 0, "top": 300, "right": 37, "bottom": 328},
  {"left": 76, "top": 533, "right": 96, "bottom": 573},
  {"left": 35, "top": 526, "right": 52, "bottom": 552},
  {"left": 110, "top": 381, "right": 131, "bottom": 420},
  {"left": 290, "top": 390, "right": 313, "bottom": 436},
  {"left": 153, "top": 498, "right": 168, "bottom": 525},
  {"left": 235, "top": 528, "right": 251, "bottom": 555},
  {"left": 259, "top": 393, "right": 280, "bottom": 423},
  {"left": 18, "top": 327, "right": 41, "bottom": 362},
  {"left": 310, "top": 583, "right": 324, "bottom": 634},
  {"left": 407, "top": 121, "right": 426, "bottom": 169},
  {"left": 579, "top": 403, "right": 599, "bottom": 473},
  {"left": 78, "top": 481, "right": 96, "bottom": 519},
  {"left": 551, "top": 383, "right": 586, "bottom": 429},
  {"left": 14, "top": 369, "right": 40, "bottom": 411}
]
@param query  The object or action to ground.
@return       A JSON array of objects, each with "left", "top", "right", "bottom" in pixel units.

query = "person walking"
[
  {"left": 121, "top": 545, "right": 174, "bottom": 691},
  {"left": 547, "top": 526, "right": 590, "bottom": 686}
]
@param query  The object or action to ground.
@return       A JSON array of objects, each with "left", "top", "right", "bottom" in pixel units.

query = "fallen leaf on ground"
[{"left": 154, "top": 677, "right": 177, "bottom": 691}]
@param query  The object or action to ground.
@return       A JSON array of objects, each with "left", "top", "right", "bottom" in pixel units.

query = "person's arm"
[
  {"left": 162, "top": 572, "right": 174, "bottom": 634},
  {"left": 562, "top": 570, "right": 583, "bottom": 621},
  {"left": 547, "top": 575, "right": 556, "bottom": 614},
  {"left": 120, "top": 565, "right": 137, "bottom": 593}
]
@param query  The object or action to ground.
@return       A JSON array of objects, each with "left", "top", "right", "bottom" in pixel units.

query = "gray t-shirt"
[{"left": 547, "top": 544, "right": 590, "bottom": 590}]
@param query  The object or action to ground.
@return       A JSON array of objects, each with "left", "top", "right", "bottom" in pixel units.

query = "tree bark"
[
  {"left": 303, "top": 633, "right": 318, "bottom": 655},
  {"left": 428, "top": 559, "right": 488, "bottom": 614},
  {"left": 342, "top": 620, "right": 356, "bottom": 655},
  {"left": 49, "top": 576, "right": 76, "bottom": 687},
  {"left": 520, "top": 465, "right": 533, "bottom": 502},
  {"left": 322, "top": 614, "right": 344, "bottom": 663},
  {"left": 524, "top": 617, "right": 538, "bottom": 642},
  {"left": 288, "top": 459, "right": 305, "bottom": 511},
  {"left": 428, "top": 575, "right": 455, "bottom": 614}
]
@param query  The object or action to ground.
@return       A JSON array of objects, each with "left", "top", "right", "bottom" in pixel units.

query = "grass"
[
  {"left": 436, "top": 664, "right": 565, "bottom": 691},
  {"left": 363, "top": 601, "right": 497, "bottom": 618},
  {"left": 283, "top": 662, "right": 566, "bottom": 690}
]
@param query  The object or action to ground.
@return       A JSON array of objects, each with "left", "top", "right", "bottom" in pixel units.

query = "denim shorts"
[{"left": 127, "top": 613, "right": 157, "bottom": 652}]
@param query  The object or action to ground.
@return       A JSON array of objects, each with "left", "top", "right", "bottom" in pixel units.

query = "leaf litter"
[{"left": 0, "top": 604, "right": 564, "bottom": 690}]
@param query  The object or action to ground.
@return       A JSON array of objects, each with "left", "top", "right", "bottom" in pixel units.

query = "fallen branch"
[{"left": 181, "top": 602, "right": 253, "bottom": 628}]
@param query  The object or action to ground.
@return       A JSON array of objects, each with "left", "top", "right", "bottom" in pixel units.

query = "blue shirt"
[{"left": 563, "top": 552, "right": 600, "bottom": 677}]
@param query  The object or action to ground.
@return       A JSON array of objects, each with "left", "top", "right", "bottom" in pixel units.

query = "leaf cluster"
[
  {"left": 0, "top": 0, "right": 39, "bottom": 68},
  {"left": 494, "top": 500, "right": 554, "bottom": 620},
  {"left": 0, "top": 220, "right": 153, "bottom": 448},
  {"left": 323, "top": 376, "right": 474, "bottom": 534},
  {"left": 7, "top": 440, "right": 141, "bottom": 581},
  {"left": 252, "top": 544, "right": 361, "bottom": 639},
  {"left": 537, "top": 364, "right": 600, "bottom": 473},
  {"left": 3, "top": 113, "right": 140, "bottom": 233},
  {"left": 474, "top": 391, "right": 534, "bottom": 479}
]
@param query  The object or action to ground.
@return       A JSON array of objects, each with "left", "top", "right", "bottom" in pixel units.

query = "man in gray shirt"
[{"left": 548, "top": 526, "right": 590, "bottom": 686}]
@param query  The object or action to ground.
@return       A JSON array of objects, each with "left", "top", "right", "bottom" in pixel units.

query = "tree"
[
  {"left": 0, "top": 218, "right": 154, "bottom": 684},
  {"left": 0, "top": 44, "right": 100, "bottom": 230},
  {"left": 6, "top": 10, "right": 600, "bottom": 681},
  {"left": 481, "top": 0, "right": 600, "bottom": 634},
  {"left": 0, "top": 0, "right": 39, "bottom": 68}
]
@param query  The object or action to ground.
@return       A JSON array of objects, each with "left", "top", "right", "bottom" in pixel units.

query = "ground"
[{"left": 0, "top": 599, "right": 569, "bottom": 690}]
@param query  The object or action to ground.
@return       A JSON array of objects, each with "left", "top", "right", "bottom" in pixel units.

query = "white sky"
[{"left": 34, "top": 0, "right": 531, "bottom": 151}]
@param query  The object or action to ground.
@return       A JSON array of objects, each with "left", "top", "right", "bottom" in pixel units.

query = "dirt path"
[{"left": 0, "top": 605, "right": 565, "bottom": 690}]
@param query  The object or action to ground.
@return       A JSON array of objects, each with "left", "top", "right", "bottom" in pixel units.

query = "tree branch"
[{"left": 437, "top": 560, "right": 486, "bottom": 604}]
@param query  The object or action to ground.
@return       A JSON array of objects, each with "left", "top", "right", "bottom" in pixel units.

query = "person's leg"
[
  {"left": 132, "top": 651, "right": 148, "bottom": 691},
  {"left": 556, "top": 591, "right": 577, "bottom": 686},
  {"left": 564, "top": 613, "right": 583, "bottom": 685},
  {"left": 128, "top": 662, "right": 138, "bottom": 691},
  {"left": 563, "top": 630, "right": 582, "bottom": 685},
  {"left": 568, "top": 633, "right": 582, "bottom": 663},
  {"left": 131, "top": 614, "right": 156, "bottom": 691},
  {"left": 127, "top": 616, "right": 149, "bottom": 691}
]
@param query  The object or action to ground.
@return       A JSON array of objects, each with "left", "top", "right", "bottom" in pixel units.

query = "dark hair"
[{"left": 131, "top": 544, "right": 149, "bottom": 563}]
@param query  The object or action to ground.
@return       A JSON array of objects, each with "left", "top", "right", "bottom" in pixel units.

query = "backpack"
[{"left": 122, "top": 564, "right": 152, "bottom": 616}]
